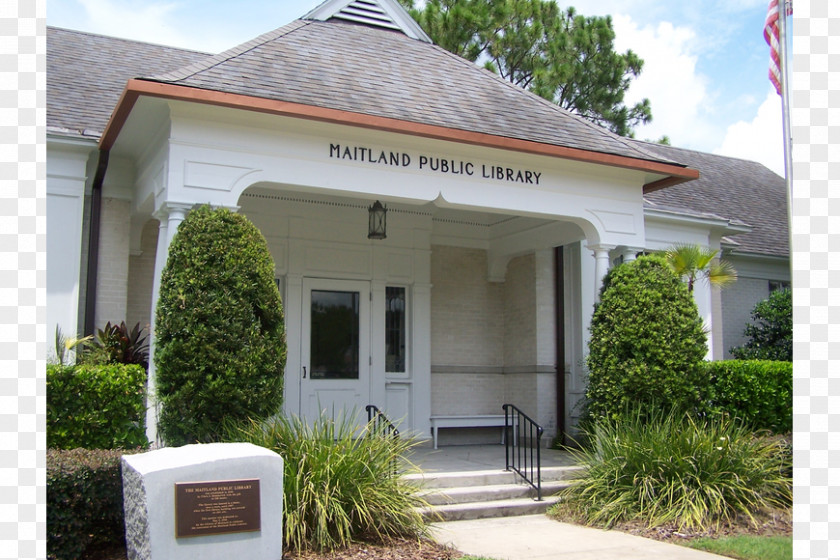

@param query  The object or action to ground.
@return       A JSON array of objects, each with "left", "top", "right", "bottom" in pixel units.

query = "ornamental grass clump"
[
  {"left": 226, "top": 412, "right": 428, "bottom": 552},
  {"left": 554, "top": 407, "right": 792, "bottom": 531}
]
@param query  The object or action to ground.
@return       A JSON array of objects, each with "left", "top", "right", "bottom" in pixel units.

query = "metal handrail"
[
  {"left": 503, "top": 403, "right": 544, "bottom": 501},
  {"left": 365, "top": 404, "right": 400, "bottom": 438},
  {"left": 366, "top": 405, "right": 400, "bottom": 476}
]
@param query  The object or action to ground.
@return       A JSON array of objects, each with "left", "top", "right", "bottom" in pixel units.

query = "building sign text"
[
  {"left": 174, "top": 479, "right": 261, "bottom": 538},
  {"left": 329, "top": 143, "right": 541, "bottom": 185}
]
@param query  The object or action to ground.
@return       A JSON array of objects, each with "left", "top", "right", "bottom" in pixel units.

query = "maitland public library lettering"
[{"left": 329, "top": 143, "right": 542, "bottom": 185}]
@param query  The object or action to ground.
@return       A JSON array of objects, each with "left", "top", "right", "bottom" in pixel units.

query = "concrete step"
[
  {"left": 421, "top": 480, "right": 570, "bottom": 506},
  {"left": 419, "top": 495, "right": 562, "bottom": 522},
  {"left": 405, "top": 465, "right": 580, "bottom": 489}
]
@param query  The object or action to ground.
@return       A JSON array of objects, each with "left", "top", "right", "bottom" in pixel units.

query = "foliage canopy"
[
  {"left": 402, "top": 0, "right": 652, "bottom": 136},
  {"left": 155, "top": 205, "right": 286, "bottom": 446},
  {"left": 662, "top": 243, "right": 737, "bottom": 293}
]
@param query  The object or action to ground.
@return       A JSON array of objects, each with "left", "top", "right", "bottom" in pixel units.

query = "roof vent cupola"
[{"left": 303, "top": 0, "right": 432, "bottom": 42}]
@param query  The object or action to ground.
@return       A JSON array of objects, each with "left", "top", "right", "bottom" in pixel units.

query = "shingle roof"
[
  {"left": 47, "top": 22, "right": 786, "bottom": 259},
  {"left": 641, "top": 142, "right": 788, "bottom": 258},
  {"left": 144, "top": 19, "right": 670, "bottom": 164},
  {"left": 47, "top": 27, "right": 210, "bottom": 138}
]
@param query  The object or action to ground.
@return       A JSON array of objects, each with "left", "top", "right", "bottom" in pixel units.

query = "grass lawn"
[{"left": 686, "top": 535, "right": 792, "bottom": 560}]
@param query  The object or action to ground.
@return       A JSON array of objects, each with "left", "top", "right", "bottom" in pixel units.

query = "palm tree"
[{"left": 661, "top": 243, "right": 737, "bottom": 293}]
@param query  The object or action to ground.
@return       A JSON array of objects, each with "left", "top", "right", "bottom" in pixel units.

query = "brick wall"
[
  {"left": 504, "top": 254, "right": 536, "bottom": 367},
  {"left": 94, "top": 197, "right": 130, "bottom": 327},
  {"left": 126, "top": 218, "right": 159, "bottom": 332},
  {"left": 431, "top": 370, "right": 505, "bottom": 416},
  {"left": 430, "top": 245, "right": 504, "bottom": 367},
  {"left": 504, "top": 371, "right": 557, "bottom": 441}
]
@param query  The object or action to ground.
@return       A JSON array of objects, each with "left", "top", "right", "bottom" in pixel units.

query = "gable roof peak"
[{"left": 303, "top": 0, "right": 432, "bottom": 43}]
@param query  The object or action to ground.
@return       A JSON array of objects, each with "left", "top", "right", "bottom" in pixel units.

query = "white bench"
[{"left": 429, "top": 414, "right": 517, "bottom": 449}]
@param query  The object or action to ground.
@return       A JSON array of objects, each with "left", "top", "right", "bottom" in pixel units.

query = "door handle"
[{"left": 302, "top": 366, "right": 307, "bottom": 378}]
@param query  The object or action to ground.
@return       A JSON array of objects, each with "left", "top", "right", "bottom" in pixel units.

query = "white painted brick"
[
  {"left": 431, "top": 245, "right": 504, "bottom": 366},
  {"left": 127, "top": 219, "right": 159, "bottom": 331},
  {"left": 94, "top": 198, "right": 130, "bottom": 327}
]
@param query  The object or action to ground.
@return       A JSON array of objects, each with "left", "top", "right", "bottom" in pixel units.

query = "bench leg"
[{"left": 433, "top": 426, "right": 438, "bottom": 450}]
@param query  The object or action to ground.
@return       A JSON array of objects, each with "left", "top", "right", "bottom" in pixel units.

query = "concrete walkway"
[
  {"left": 408, "top": 445, "right": 728, "bottom": 560},
  {"left": 430, "top": 514, "right": 730, "bottom": 560}
]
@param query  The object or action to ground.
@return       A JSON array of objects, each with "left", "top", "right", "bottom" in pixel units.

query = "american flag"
[{"left": 764, "top": 0, "right": 792, "bottom": 96}]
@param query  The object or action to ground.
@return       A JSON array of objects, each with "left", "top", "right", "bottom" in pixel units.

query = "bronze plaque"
[{"left": 174, "top": 479, "right": 261, "bottom": 538}]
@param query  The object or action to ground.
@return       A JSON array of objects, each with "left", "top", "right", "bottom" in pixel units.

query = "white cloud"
[
  {"left": 609, "top": 14, "right": 719, "bottom": 148},
  {"left": 714, "top": 90, "right": 786, "bottom": 176},
  {"left": 74, "top": 0, "right": 189, "bottom": 46}
]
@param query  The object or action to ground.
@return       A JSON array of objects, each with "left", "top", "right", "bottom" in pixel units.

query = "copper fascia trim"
[
  {"left": 642, "top": 174, "right": 700, "bottom": 194},
  {"left": 101, "top": 79, "right": 700, "bottom": 186}
]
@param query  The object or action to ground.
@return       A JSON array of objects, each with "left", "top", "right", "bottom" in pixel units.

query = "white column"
[
  {"left": 412, "top": 282, "right": 432, "bottom": 440},
  {"left": 370, "top": 280, "right": 387, "bottom": 410},
  {"left": 587, "top": 244, "right": 615, "bottom": 302},
  {"left": 622, "top": 247, "right": 641, "bottom": 263},
  {"left": 46, "top": 142, "right": 91, "bottom": 356},
  {"left": 145, "top": 202, "right": 193, "bottom": 445},
  {"left": 283, "top": 274, "right": 303, "bottom": 417}
]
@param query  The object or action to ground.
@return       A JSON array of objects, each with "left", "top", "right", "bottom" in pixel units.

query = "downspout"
[
  {"left": 554, "top": 246, "right": 566, "bottom": 446},
  {"left": 83, "top": 148, "right": 110, "bottom": 336}
]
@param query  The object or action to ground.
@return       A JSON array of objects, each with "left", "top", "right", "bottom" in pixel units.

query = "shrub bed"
[
  {"left": 227, "top": 413, "right": 428, "bottom": 552},
  {"left": 47, "top": 448, "right": 141, "bottom": 560},
  {"left": 554, "top": 407, "right": 792, "bottom": 531},
  {"left": 47, "top": 363, "right": 148, "bottom": 450},
  {"left": 702, "top": 360, "right": 792, "bottom": 433}
]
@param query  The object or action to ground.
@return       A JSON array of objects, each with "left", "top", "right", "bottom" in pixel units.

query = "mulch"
[
  {"left": 599, "top": 507, "right": 792, "bottom": 544},
  {"left": 81, "top": 538, "right": 459, "bottom": 560},
  {"left": 81, "top": 509, "right": 791, "bottom": 560}
]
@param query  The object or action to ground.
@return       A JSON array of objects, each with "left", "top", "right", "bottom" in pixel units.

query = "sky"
[{"left": 46, "top": 0, "right": 791, "bottom": 176}]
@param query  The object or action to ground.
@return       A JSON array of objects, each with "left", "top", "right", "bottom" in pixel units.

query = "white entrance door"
[{"left": 300, "top": 278, "right": 370, "bottom": 423}]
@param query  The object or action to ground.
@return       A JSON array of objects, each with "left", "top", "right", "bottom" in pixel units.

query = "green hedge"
[
  {"left": 47, "top": 448, "right": 139, "bottom": 560},
  {"left": 47, "top": 363, "right": 148, "bottom": 450},
  {"left": 702, "top": 360, "right": 792, "bottom": 433}
]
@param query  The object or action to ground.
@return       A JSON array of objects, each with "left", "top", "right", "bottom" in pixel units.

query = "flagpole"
[
  {"left": 776, "top": 0, "right": 793, "bottom": 284},
  {"left": 779, "top": 0, "right": 793, "bottom": 194}
]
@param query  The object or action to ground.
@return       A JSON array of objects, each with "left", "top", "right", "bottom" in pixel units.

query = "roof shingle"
[
  {"left": 641, "top": 142, "right": 788, "bottom": 258},
  {"left": 47, "top": 27, "right": 209, "bottom": 137}
]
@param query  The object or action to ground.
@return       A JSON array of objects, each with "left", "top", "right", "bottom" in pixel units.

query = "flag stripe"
[{"left": 765, "top": 0, "right": 783, "bottom": 95}]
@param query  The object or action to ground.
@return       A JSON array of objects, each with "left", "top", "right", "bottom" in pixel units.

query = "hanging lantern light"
[{"left": 368, "top": 200, "right": 387, "bottom": 240}]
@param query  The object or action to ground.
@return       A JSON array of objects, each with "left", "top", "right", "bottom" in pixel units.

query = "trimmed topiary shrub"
[
  {"left": 47, "top": 448, "right": 141, "bottom": 560},
  {"left": 155, "top": 205, "right": 286, "bottom": 446},
  {"left": 730, "top": 288, "right": 792, "bottom": 361},
  {"left": 585, "top": 254, "right": 707, "bottom": 421},
  {"left": 702, "top": 360, "right": 792, "bottom": 433},
  {"left": 47, "top": 363, "right": 148, "bottom": 450}
]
